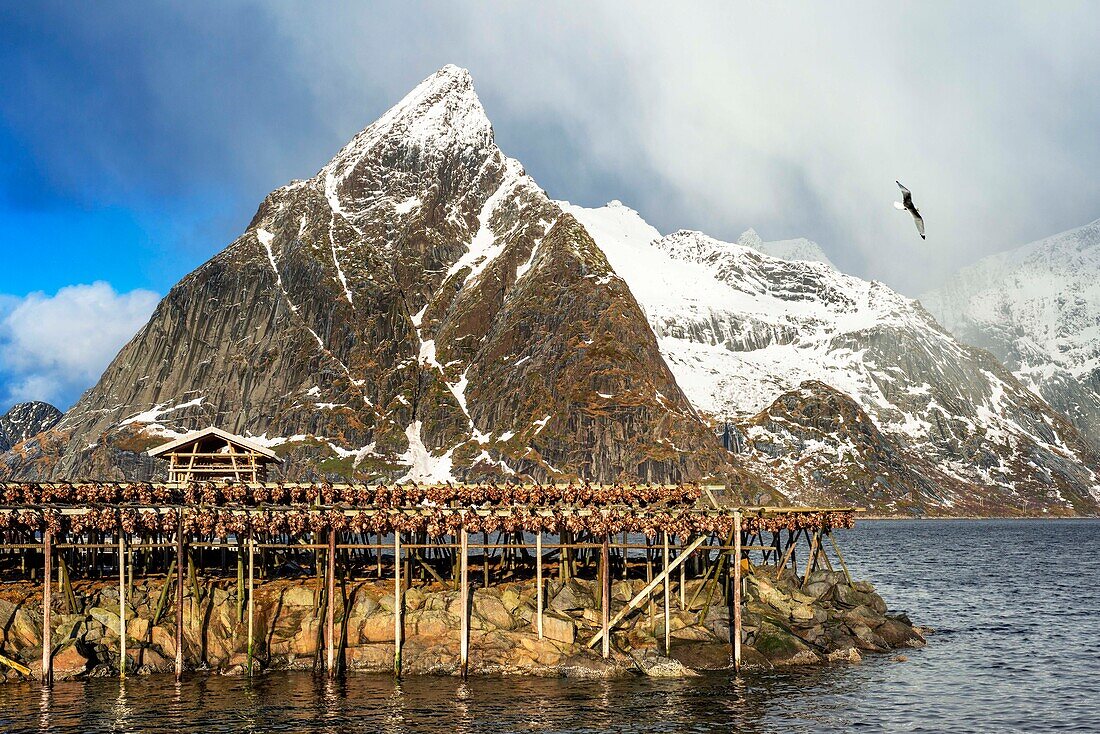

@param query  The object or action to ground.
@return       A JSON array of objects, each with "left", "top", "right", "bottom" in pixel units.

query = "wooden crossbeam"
[{"left": 586, "top": 535, "right": 707, "bottom": 649}]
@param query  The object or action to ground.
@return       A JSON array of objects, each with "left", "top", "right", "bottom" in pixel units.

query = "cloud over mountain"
[{"left": 0, "top": 282, "right": 158, "bottom": 409}]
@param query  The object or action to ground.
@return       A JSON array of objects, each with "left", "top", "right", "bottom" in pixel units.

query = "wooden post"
[
  {"left": 247, "top": 528, "right": 254, "bottom": 677},
  {"left": 119, "top": 530, "right": 127, "bottom": 679},
  {"left": 236, "top": 540, "right": 244, "bottom": 624},
  {"left": 394, "top": 533, "right": 402, "bottom": 678},
  {"left": 679, "top": 537, "right": 686, "bottom": 609},
  {"left": 733, "top": 511, "right": 742, "bottom": 672},
  {"left": 535, "top": 531, "right": 543, "bottom": 640},
  {"left": 662, "top": 532, "right": 671, "bottom": 655},
  {"left": 326, "top": 528, "right": 336, "bottom": 677},
  {"left": 801, "top": 531, "right": 820, "bottom": 589},
  {"left": 601, "top": 535, "right": 610, "bottom": 659},
  {"left": 459, "top": 527, "right": 469, "bottom": 677},
  {"left": 41, "top": 529, "right": 52, "bottom": 686},
  {"left": 827, "top": 531, "right": 852, "bottom": 584},
  {"left": 486, "top": 530, "right": 495, "bottom": 589},
  {"left": 774, "top": 531, "right": 799, "bottom": 580},
  {"left": 175, "top": 510, "right": 184, "bottom": 683}
]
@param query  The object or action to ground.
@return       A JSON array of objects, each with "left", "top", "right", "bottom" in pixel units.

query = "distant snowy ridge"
[
  {"left": 0, "top": 402, "right": 62, "bottom": 452},
  {"left": 564, "top": 201, "right": 1100, "bottom": 512},
  {"left": 922, "top": 218, "right": 1100, "bottom": 444}
]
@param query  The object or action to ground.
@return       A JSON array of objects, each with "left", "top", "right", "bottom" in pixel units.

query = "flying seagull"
[{"left": 894, "top": 180, "right": 925, "bottom": 239}]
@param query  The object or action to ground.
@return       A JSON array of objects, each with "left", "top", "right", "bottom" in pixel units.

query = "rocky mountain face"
[
  {"left": 1, "top": 66, "right": 721, "bottom": 484},
  {"left": 563, "top": 202, "right": 1100, "bottom": 514},
  {"left": 0, "top": 401, "right": 61, "bottom": 452},
  {"left": 922, "top": 219, "right": 1100, "bottom": 449}
]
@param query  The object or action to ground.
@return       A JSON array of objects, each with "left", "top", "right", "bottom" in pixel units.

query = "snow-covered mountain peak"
[
  {"left": 319, "top": 65, "right": 494, "bottom": 185},
  {"left": 555, "top": 200, "right": 660, "bottom": 251},
  {"left": 737, "top": 228, "right": 764, "bottom": 248},
  {"left": 738, "top": 227, "right": 835, "bottom": 268}
]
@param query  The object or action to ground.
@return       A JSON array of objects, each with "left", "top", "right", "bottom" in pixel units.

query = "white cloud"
[
  {"left": 264, "top": 3, "right": 1100, "bottom": 295},
  {"left": 0, "top": 282, "right": 159, "bottom": 410}
]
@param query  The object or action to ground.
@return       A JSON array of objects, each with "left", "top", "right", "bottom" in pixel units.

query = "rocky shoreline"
[{"left": 0, "top": 565, "right": 926, "bottom": 683}]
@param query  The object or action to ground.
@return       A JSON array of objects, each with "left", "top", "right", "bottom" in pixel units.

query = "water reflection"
[
  {"left": 111, "top": 681, "right": 132, "bottom": 731},
  {"left": 37, "top": 684, "right": 50, "bottom": 733}
]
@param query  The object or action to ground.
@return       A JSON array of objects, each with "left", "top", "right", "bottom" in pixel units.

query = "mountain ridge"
[
  {"left": 1, "top": 66, "right": 1097, "bottom": 515},
  {"left": 563, "top": 200, "right": 1100, "bottom": 514}
]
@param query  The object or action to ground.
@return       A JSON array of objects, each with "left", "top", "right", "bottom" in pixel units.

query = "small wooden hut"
[{"left": 147, "top": 427, "right": 281, "bottom": 484}]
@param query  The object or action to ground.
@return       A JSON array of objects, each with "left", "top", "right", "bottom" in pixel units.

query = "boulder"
[
  {"left": 668, "top": 641, "right": 733, "bottom": 671},
  {"left": 826, "top": 646, "right": 862, "bottom": 663},
  {"left": 791, "top": 605, "right": 815, "bottom": 622},
  {"left": 844, "top": 604, "right": 884, "bottom": 627},
  {"left": 409, "top": 609, "right": 458, "bottom": 639},
  {"left": 472, "top": 592, "right": 513, "bottom": 631},
  {"left": 752, "top": 621, "right": 820, "bottom": 666},
  {"left": 151, "top": 625, "right": 176, "bottom": 657},
  {"left": 344, "top": 643, "right": 395, "bottom": 671},
  {"left": 549, "top": 580, "right": 595, "bottom": 612},
  {"left": 280, "top": 586, "right": 315, "bottom": 608},
  {"left": 404, "top": 588, "right": 426, "bottom": 612},
  {"left": 500, "top": 587, "right": 524, "bottom": 612},
  {"left": 846, "top": 622, "right": 889, "bottom": 652},
  {"left": 359, "top": 613, "right": 396, "bottom": 643},
  {"left": 875, "top": 618, "right": 926, "bottom": 648},
  {"left": 670, "top": 624, "right": 717, "bottom": 642},
  {"left": 540, "top": 613, "right": 576, "bottom": 644},
  {"left": 633, "top": 651, "right": 699, "bottom": 678},
  {"left": 128, "top": 617, "right": 150, "bottom": 641},
  {"left": 51, "top": 643, "right": 88, "bottom": 680},
  {"left": 10, "top": 608, "right": 41, "bottom": 649},
  {"left": 89, "top": 607, "right": 121, "bottom": 632},
  {"left": 137, "top": 646, "right": 171, "bottom": 673}
]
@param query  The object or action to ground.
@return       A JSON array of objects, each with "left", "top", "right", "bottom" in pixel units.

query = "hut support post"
[
  {"left": 460, "top": 528, "right": 469, "bottom": 677},
  {"left": 41, "top": 529, "right": 52, "bottom": 685},
  {"left": 601, "top": 535, "right": 611, "bottom": 659},
  {"left": 774, "top": 532, "right": 798, "bottom": 580},
  {"left": 394, "top": 533, "right": 402, "bottom": 678},
  {"left": 175, "top": 512, "right": 184, "bottom": 683},
  {"left": 326, "top": 528, "right": 336, "bottom": 678},
  {"left": 535, "top": 531, "right": 543, "bottom": 640},
  {"left": 733, "top": 510, "right": 742, "bottom": 672},
  {"left": 662, "top": 532, "right": 671, "bottom": 655},
  {"left": 119, "top": 531, "right": 127, "bottom": 679}
]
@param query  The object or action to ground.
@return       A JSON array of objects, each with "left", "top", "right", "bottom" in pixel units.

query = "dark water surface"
[{"left": 2, "top": 519, "right": 1098, "bottom": 733}]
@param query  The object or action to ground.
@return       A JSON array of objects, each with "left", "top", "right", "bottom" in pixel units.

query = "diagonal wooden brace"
[{"left": 586, "top": 535, "right": 707, "bottom": 649}]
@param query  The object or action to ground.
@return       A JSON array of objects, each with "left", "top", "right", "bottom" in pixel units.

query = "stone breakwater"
[{"left": 0, "top": 568, "right": 925, "bottom": 682}]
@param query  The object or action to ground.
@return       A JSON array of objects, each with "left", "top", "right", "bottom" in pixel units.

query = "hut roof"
[{"left": 146, "top": 427, "right": 282, "bottom": 462}]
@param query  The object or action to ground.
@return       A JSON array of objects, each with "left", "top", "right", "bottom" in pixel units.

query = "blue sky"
[{"left": 3, "top": 2, "right": 1100, "bottom": 412}]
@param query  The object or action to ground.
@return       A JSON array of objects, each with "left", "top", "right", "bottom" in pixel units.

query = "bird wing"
[
  {"left": 896, "top": 180, "right": 913, "bottom": 207},
  {"left": 911, "top": 210, "right": 925, "bottom": 238}
]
